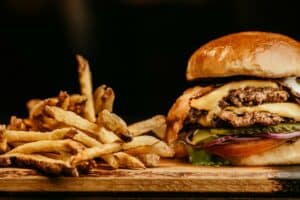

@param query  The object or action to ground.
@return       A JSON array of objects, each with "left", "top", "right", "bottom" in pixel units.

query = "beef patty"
[
  {"left": 186, "top": 87, "right": 290, "bottom": 127},
  {"left": 219, "top": 87, "right": 289, "bottom": 108},
  {"left": 218, "top": 110, "right": 284, "bottom": 127}
]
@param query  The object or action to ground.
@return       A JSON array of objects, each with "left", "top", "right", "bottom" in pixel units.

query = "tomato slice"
[{"left": 205, "top": 139, "right": 286, "bottom": 158}]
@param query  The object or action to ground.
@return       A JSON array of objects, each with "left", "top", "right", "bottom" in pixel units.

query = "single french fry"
[
  {"left": 97, "top": 109, "right": 130, "bottom": 137},
  {"left": 41, "top": 152, "right": 72, "bottom": 162},
  {"left": 128, "top": 115, "right": 166, "bottom": 136},
  {"left": 57, "top": 91, "right": 70, "bottom": 110},
  {"left": 122, "top": 135, "right": 159, "bottom": 150},
  {"left": 73, "top": 130, "right": 119, "bottom": 169},
  {"left": 71, "top": 143, "right": 121, "bottom": 166},
  {"left": 0, "top": 153, "right": 77, "bottom": 176},
  {"left": 7, "top": 139, "right": 85, "bottom": 155},
  {"left": 124, "top": 141, "right": 174, "bottom": 158},
  {"left": 70, "top": 94, "right": 88, "bottom": 103},
  {"left": 29, "top": 98, "right": 58, "bottom": 119},
  {"left": 45, "top": 106, "right": 97, "bottom": 131},
  {"left": 151, "top": 141, "right": 175, "bottom": 157},
  {"left": 26, "top": 99, "right": 42, "bottom": 113},
  {"left": 40, "top": 116, "right": 63, "bottom": 130},
  {"left": 113, "top": 152, "right": 145, "bottom": 169},
  {"left": 136, "top": 154, "right": 160, "bottom": 167},
  {"left": 98, "top": 127, "right": 122, "bottom": 144},
  {"left": 45, "top": 106, "right": 121, "bottom": 143},
  {"left": 124, "top": 145, "right": 152, "bottom": 155},
  {"left": 7, "top": 116, "right": 30, "bottom": 131},
  {"left": 152, "top": 122, "right": 167, "bottom": 139},
  {"left": 4, "top": 128, "right": 74, "bottom": 143},
  {"left": 73, "top": 130, "right": 104, "bottom": 147},
  {"left": 69, "top": 94, "right": 87, "bottom": 116},
  {"left": 0, "top": 129, "right": 8, "bottom": 153},
  {"left": 94, "top": 85, "right": 115, "bottom": 113},
  {"left": 77, "top": 55, "right": 96, "bottom": 122},
  {"left": 101, "top": 154, "right": 119, "bottom": 169}
]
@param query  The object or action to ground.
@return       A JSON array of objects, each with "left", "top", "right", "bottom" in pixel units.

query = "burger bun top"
[{"left": 187, "top": 32, "right": 300, "bottom": 81}]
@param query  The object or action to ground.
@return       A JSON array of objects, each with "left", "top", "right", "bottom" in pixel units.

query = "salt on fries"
[{"left": 0, "top": 55, "right": 173, "bottom": 176}]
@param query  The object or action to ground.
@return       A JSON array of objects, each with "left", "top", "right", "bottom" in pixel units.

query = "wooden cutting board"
[{"left": 1, "top": 159, "right": 300, "bottom": 193}]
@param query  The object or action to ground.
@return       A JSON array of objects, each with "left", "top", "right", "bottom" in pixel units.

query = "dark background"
[{"left": 0, "top": 0, "right": 300, "bottom": 123}]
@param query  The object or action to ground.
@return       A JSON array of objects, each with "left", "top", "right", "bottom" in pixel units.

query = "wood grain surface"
[{"left": 1, "top": 159, "right": 300, "bottom": 193}]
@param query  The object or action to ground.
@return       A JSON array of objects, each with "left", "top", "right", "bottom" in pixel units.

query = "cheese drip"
[{"left": 190, "top": 80, "right": 279, "bottom": 127}]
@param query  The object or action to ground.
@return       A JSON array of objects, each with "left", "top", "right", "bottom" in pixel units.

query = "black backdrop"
[{"left": 0, "top": 0, "right": 300, "bottom": 123}]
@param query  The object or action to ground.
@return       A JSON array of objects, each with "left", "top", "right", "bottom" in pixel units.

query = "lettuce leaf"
[{"left": 187, "top": 146, "right": 230, "bottom": 166}]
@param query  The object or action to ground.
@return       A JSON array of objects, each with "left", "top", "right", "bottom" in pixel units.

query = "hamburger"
[{"left": 166, "top": 31, "right": 300, "bottom": 165}]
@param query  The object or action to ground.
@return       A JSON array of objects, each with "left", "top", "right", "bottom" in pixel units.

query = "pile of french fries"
[{"left": 0, "top": 55, "right": 174, "bottom": 176}]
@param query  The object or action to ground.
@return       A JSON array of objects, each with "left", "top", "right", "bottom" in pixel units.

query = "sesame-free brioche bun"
[{"left": 186, "top": 32, "right": 300, "bottom": 81}]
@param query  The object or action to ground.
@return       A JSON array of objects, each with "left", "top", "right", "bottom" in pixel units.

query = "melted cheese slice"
[
  {"left": 190, "top": 80, "right": 279, "bottom": 126},
  {"left": 225, "top": 103, "right": 300, "bottom": 121}
]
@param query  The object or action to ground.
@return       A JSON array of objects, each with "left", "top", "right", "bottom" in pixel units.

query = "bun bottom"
[{"left": 231, "top": 138, "right": 300, "bottom": 165}]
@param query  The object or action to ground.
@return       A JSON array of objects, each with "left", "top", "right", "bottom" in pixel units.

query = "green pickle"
[
  {"left": 191, "top": 129, "right": 231, "bottom": 144},
  {"left": 192, "top": 123, "right": 300, "bottom": 145},
  {"left": 191, "top": 130, "right": 211, "bottom": 144}
]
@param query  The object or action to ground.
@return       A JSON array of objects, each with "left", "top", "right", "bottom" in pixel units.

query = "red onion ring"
[
  {"left": 185, "top": 131, "right": 195, "bottom": 145},
  {"left": 266, "top": 131, "right": 300, "bottom": 139},
  {"left": 231, "top": 137, "right": 262, "bottom": 142},
  {"left": 202, "top": 135, "right": 237, "bottom": 148},
  {"left": 185, "top": 129, "right": 300, "bottom": 149}
]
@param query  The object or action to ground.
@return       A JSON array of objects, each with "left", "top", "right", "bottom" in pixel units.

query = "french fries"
[
  {"left": 94, "top": 85, "right": 115, "bottom": 113},
  {"left": 71, "top": 143, "right": 121, "bottom": 165},
  {"left": 97, "top": 110, "right": 130, "bottom": 137},
  {"left": 0, "top": 55, "right": 174, "bottom": 176},
  {"left": 7, "top": 116, "right": 31, "bottom": 131},
  {"left": 0, "top": 153, "right": 77, "bottom": 176},
  {"left": 152, "top": 122, "right": 167, "bottom": 139},
  {"left": 122, "top": 136, "right": 159, "bottom": 150},
  {"left": 41, "top": 152, "right": 72, "bottom": 162},
  {"left": 72, "top": 130, "right": 119, "bottom": 169},
  {"left": 128, "top": 115, "right": 166, "bottom": 137},
  {"left": 57, "top": 91, "right": 70, "bottom": 110},
  {"left": 4, "top": 128, "right": 74, "bottom": 143},
  {"left": 8, "top": 139, "right": 85, "bottom": 155},
  {"left": 45, "top": 106, "right": 98, "bottom": 133},
  {"left": 124, "top": 141, "right": 174, "bottom": 158},
  {"left": 114, "top": 152, "right": 145, "bottom": 169},
  {"left": 136, "top": 154, "right": 160, "bottom": 167},
  {"left": 45, "top": 106, "right": 122, "bottom": 144},
  {"left": 69, "top": 94, "right": 87, "bottom": 116},
  {"left": 0, "top": 130, "right": 7, "bottom": 153},
  {"left": 26, "top": 99, "right": 42, "bottom": 113},
  {"left": 77, "top": 55, "right": 96, "bottom": 122}
]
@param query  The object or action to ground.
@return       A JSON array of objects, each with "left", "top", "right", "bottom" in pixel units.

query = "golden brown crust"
[
  {"left": 165, "top": 86, "right": 214, "bottom": 144},
  {"left": 187, "top": 31, "right": 300, "bottom": 81}
]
